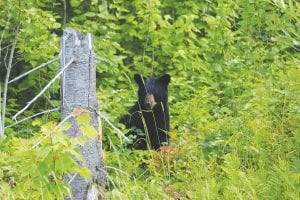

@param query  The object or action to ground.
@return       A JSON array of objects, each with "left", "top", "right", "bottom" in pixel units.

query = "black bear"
[{"left": 120, "top": 74, "right": 171, "bottom": 150}]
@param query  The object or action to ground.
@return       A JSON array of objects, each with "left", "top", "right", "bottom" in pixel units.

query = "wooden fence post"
[{"left": 60, "top": 28, "right": 106, "bottom": 199}]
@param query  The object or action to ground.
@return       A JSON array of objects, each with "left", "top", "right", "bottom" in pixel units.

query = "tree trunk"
[{"left": 60, "top": 28, "right": 106, "bottom": 199}]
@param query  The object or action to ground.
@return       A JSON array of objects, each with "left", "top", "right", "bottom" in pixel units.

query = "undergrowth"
[
  {"left": 102, "top": 66, "right": 300, "bottom": 199},
  {"left": 1, "top": 0, "right": 299, "bottom": 199}
]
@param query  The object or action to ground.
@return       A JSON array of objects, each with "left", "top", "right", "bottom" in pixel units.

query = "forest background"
[{"left": 0, "top": 0, "right": 299, "bottom": 199}]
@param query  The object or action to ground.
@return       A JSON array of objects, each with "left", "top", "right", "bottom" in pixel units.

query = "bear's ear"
[
  {"left": 134, "top": 74, "right": 145, "bottom": 87},
  {"left": 158, "top": 74, "right": 171, "bottom": 86}
]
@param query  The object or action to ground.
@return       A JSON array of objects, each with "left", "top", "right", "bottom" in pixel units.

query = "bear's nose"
[
  {"left": 145, "top": 103, "right": 151, "bottom": 109},
  {"left": 145, "top": 94, "right": 156, "bottom": 109}
]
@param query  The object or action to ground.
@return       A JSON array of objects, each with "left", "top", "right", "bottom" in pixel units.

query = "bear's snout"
[{"left": 145, "top": 94, "right": 156, "bottom": 109}]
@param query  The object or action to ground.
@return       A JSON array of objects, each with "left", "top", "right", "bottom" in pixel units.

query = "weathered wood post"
[{"left": 60, "top": 28, "right": 106, "bottom": 199}]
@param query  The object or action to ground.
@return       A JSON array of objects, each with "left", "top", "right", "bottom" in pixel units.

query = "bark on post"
[{"left": 60, "top": 28, "right": 106, "bottom": 199}]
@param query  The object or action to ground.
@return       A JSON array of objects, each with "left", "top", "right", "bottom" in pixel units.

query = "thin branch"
[
  {"left": 68, "top": 173, "right": 78, "bottom": 185},
  {"left": 95, "top": 56, "right": 116, "bottom": 67},
  {"left": 63, "top": 0, "right": 67, "bottom": 25},
  {"left": 0, "top": 16, "right": 11, "bottom": 67},
  {"left": 3, "top": 43, "right": 10, "bottom": 70},
  {"left": 12, "top": 57, "right": 23, "bottom": 67},
  {"left": 5, "top": 108, "right": 59, "bottom": 128},
  {"left": 8, "top": 57, "right": 59, "bottom": 84},
  {"left": 0, "top": 44, "right": 13, "bottom": 51},
  {"left": 95, "top": 111, "right": 129, "bottom": 141},
  {"left": 142, "top": 4, "right": 152, "bottom": 66},
  {"left": 95, "top": 56, "right": 107, "bottom": 62},
  {"left": 57, "top": 113, "right": 73, "bottom": 128},
  {"left": 12, "top": 58, "right": 74, "bottom": 120},
  {"left": 1, "top": 26, "right": 19, "bottom": 137},
  {"left": 292, "top": 45, "right": 300, "bottom": 52}
]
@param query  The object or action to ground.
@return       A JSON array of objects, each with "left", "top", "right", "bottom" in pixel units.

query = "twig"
[
  {"left": 0, "top": 16, "right": 11, "bottom": 67},
  {"left": 63, "top": 0, "right": 67, "bottom": 25},
  {"left": 8, "top": 58, "right": 59, "bottom": 84},
  {"left": 0, "top": 44, "right": 12, "bottom": 51},
  {"left": 3, "top": 43, "right": 10, "bottom": 69},
  {"left": 12, "top": 58, "right": 74, "bottom": 120},
  {"left": 95, "top": 56, "right": 107, "bottom": 62},
  {"left": 5, "top": 108, "right": 59, "bottom": 129},
  {"left": 1, "top": 26, "right": 19, "bottom": 137},
  {"left": 142, "top": 3, "right": 152, "bottom": 66},
  {"left": 95, "top": 111, "right": 129, "bottom": 141},
  {"left": 68, "top": 173, "right": 78, "bottom": 185},
  {"left": 95, "top": 56, "right": 116, "bottom": 67}
]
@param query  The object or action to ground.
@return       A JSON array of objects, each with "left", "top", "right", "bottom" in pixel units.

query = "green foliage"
[
  {"left": 0, "top": 115, "right": 96, "bottom": 199},
  {"left": 1, "top": 0, "right": 300, "bottom": 199},
  {"left": 99, "top": 0, "right": 300, "bottom": 199}
]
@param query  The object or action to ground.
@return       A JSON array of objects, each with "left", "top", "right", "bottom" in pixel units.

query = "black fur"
[{"left": 120, "top": 74, "right": 171, "bottom": 150}]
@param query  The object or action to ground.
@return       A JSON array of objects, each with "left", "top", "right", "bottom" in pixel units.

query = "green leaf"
[
  {"left": 78, "top": 167, "right": 91, "bottom": 178},
  {"left": 77, "top": 114, "right": 91, "bottom": 126},
  {"left": 70, "top": 0, "right": 80, "bottom": 7},
  {"left": 80, "top": 126, "right": 97, "bottom": 138},
  {"left": 85, "top": 12, "right": 96, "bottom": 17},
  {"left": 57, "top": 122, "right": 71, "bottom": 132},
  {"left": 203, "top": 15, "right": 219, "bottom": 27}
]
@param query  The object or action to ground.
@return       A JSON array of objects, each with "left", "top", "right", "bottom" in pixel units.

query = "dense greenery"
[
  {"left": 0, "top": 113, "right": 96, "bottom": 199},
  {"left": 1, "top": 0, "right": 299, "bottom": 199}
]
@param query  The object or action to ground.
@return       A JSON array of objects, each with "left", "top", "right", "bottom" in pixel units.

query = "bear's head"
[{"left": 134, "top": 74, "right": 171, "bottom": 110}]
